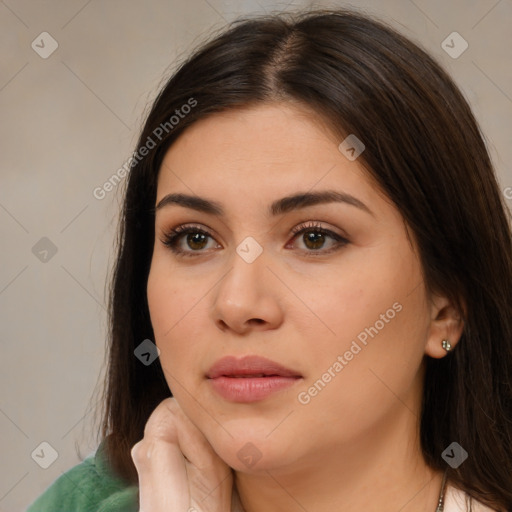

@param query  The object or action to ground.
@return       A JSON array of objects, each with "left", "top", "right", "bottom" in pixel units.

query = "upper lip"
[{"left": 206, "top": 355, "right": 302, "bottom": 379}]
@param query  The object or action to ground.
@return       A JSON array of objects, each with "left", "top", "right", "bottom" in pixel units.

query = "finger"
[
  {"left": 158, "top": 399, "right": 233, "bottom": 511},
  {"left": 132, "top": 397, "right": 233, "bottom": 511},
  {"left": 140, "top": 398, "right": 228, "bottom": 475},
  {"left": 164, "top": 398, "right": 229, "bottom": 472},
  {"left": 131, "top": 436, "right": 190, "bottom": 511}
]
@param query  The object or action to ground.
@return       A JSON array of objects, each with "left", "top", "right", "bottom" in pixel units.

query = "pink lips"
[{"left": 206, "top": 355, "right": 302, "bottom": 403}]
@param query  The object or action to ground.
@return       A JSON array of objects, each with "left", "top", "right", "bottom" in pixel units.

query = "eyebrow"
[{"left": 155, "top": 190, "right": 374, "bottom": 217}]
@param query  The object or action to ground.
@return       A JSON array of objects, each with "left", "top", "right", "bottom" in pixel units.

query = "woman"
[{"left": 27, "top": 7, "right": 512, "bottom": 512}]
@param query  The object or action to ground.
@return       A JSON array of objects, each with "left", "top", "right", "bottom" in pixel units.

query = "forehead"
[{"left": 157, "top": 102, "right": 368, "bottom": 192}]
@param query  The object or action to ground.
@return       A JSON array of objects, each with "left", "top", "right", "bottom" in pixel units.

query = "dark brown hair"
[{"left": 95, "top": 8, "right": 512, "bottom": 510}]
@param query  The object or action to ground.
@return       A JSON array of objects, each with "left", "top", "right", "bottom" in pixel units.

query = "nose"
[{"left": 210, "top": 247, "right": 284, "bottom": 334}]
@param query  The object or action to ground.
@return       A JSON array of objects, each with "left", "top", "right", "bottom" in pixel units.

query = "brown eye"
[
  {"left": 161, "top": 225, "right": 219, "bottom": 257},
  {"left": 289, "top": 222, "right": 349, "bottom": 255},
  {"left": 302, "top": 230, "right": 328, "bottom": 250},
  {"left": 185, "top": 232, "right": 209, "bottom": 250}
]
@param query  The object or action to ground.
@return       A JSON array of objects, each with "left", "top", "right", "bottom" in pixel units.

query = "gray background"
[{"left": 1, "top": 0, "right": 511, "bottom": 510}]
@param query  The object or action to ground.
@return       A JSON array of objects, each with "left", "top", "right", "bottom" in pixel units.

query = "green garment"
[{"left": 26, "top": 440, "right": 139, "bottom": 512}]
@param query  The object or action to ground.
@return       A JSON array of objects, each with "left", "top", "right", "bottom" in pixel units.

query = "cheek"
[
  {"left": 294, "top": 244, "right": 428, "bottom": 410},
  {"left": 146, "top": 257, "right": 206, "bottom": 376},
  {"left": 287, "top": 247, "right": 412, "bottom": 367}
]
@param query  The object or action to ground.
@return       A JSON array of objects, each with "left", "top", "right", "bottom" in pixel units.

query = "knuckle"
[
  {"left": 130, "top": 440, "right": 149, "bottom": 467},
  {"left": 161, "top": 396, "right": 180, "bottom": 415}
]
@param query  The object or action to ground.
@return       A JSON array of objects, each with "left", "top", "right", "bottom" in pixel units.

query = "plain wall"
[{"left": 0, "top": 0, "right": 511, "bottom": 510}]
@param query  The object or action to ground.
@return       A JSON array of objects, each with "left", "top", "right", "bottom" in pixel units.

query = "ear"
[{"left": 424, "top": 292, "right": 465, "bottom": 359}]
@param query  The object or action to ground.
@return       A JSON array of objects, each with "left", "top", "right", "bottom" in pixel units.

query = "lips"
[
  {"left": 206, "top": 355, "right": 301, "bottom": 379},
  {"left": 206, "top": 355, "right": 302, "bottom": 402}
]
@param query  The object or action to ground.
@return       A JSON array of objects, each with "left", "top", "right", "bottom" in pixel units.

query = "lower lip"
[{"left": 208, "top": 376, "right": 301, "bottom": 402}]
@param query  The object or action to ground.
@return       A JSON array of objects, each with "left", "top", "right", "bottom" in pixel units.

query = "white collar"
[{"left": 443, "top": 484, "right": 497, "bottom": 511}]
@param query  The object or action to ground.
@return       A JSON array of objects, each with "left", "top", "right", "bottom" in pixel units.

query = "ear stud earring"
[{"left": 442, "top": 339, "right": 452, "bottom": 352}]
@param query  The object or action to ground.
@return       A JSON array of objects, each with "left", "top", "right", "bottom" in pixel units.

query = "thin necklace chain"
[{"left": 436, "top": 468, "right": 449, "bottom": 511}]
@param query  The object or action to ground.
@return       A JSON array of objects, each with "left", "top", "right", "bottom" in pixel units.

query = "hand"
[{"left": 131, "top": 397, "right": 234, "bottom": 512}]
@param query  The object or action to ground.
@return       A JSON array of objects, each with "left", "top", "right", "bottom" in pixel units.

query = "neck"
[{"left": 233, "top": 401, "right": 444, "bottom": 512}]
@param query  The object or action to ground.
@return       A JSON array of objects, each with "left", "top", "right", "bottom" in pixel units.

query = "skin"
[{"left": 138, "top": 102, "right": 465, "bottom": 511}]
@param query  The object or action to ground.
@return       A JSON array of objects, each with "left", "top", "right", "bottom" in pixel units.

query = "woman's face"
[{"left": 147, "top": 102, "right": 446, "bottom": 473}]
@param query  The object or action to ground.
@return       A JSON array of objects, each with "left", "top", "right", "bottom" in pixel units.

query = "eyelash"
[{"left": 160, "top": 221, "right": 349, "bottom": 258}]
